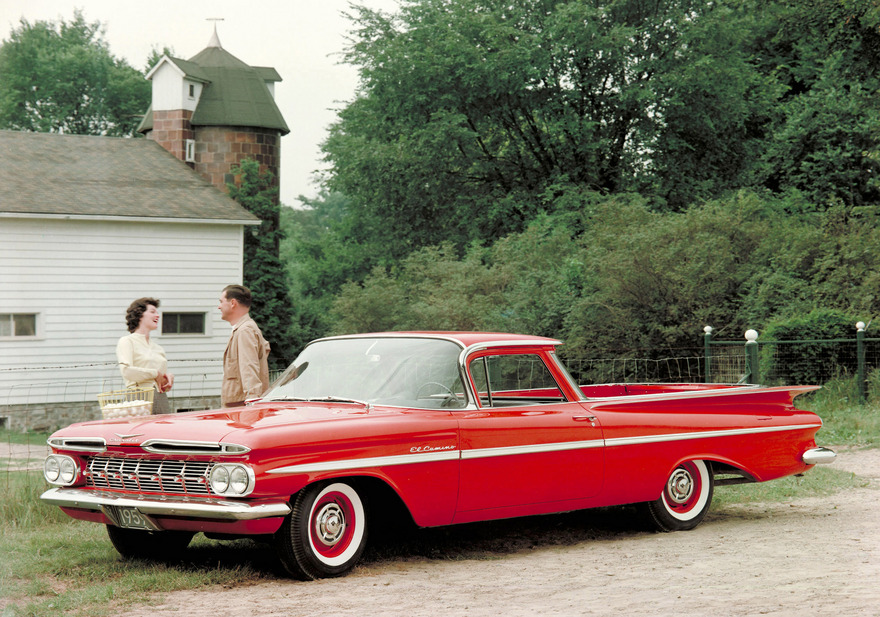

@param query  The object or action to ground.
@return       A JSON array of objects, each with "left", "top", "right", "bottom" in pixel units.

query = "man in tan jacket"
[{"left": 218, "top": 285, "right": 271, "bottom": 406}]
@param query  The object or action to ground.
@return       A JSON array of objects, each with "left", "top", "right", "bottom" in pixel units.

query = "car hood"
[{"left": 52, "top": 401, "right": 391, "bottom": 448}]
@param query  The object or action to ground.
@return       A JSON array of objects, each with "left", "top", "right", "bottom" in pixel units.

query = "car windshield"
[{"left": 262, "top": 337, "right": 468, "bottom": 409}]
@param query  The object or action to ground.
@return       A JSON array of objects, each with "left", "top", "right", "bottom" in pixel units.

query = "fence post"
[
  {"left": 745, "top": 329, "right": 760, "bottom": 384},
  {"left": 703, "top": 326, "right": 713, "bottom": 383},
  {"left": 857, "top": 321, "right": 866, "bottom": 402}
]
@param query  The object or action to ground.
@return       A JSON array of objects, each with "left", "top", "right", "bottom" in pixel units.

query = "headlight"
[
  {"left": 44, "top": 457, "right": 60, "bottom": 482},
  {"left": 59, "top": 457, "right": 76, "bottom": 483},
  {"left": 229, "top": 466, "right": 250, "bottom": 495},
  {"left": 210, "top": 464, "right": 254, "bottom": 496},
  {"left": 44, "top": 455, "right": 79, "bottom": 486}
]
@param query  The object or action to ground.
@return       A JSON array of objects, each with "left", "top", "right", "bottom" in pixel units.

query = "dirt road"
[{"left": 109, "top": 448, "right": 879, "bottom": 617}]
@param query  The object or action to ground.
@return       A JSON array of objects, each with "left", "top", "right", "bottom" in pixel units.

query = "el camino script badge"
[{"left": 410, "top": 445, "right": 456, "bottom": 453}]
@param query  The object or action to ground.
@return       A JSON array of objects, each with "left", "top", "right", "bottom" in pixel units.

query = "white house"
[
  {"left": 0, "top": 130, "right": 260, "bottom": 430},
  {"left": 0, "top": 32, "right": 290, "bottom": 431}
]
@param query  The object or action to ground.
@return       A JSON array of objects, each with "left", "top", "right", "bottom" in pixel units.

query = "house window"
[
  {"left": 162, "top": 312, "right": 205, "bottom": 335},
  {"left": 188, "top": 83, "right": 196, "bottom": 98},
  {"left": 0, "top": 313, "right": 38, "bottom": 338},
  {"left": 185, "top": 139, "right": 196, "bottom": 162}
]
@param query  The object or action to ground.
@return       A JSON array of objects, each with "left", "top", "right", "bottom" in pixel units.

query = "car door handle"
[{"left": 574, "top": 415, "right": 597, "bottom": 423}]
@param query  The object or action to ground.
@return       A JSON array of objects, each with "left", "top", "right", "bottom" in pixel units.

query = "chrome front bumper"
[
  {"left": 803, "top": 447, "right": 837, "bottom": 465},
  {"left": 40, "top": 487, "right": 291, "bottom": 520}
]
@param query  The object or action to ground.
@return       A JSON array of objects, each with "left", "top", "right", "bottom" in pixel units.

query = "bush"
[{"left": 762, "top": 309, "right": 860, "bottom": 384}]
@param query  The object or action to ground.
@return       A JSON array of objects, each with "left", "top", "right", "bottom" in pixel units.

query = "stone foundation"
[{"left": 1, "top": 395, "right": 222, "bottom": 434}]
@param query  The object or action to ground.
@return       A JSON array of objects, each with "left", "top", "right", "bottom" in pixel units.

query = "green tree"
[
  {"left": 750, "top": 0, "right": 880, "bottom": 207},
  {"left": 280, "top": 191, "right": 392, "bottom": 348},
  {"left": 323, "top": 0, "right": 780, "bottom": 255},
  {"left": 294, "top": 0, "right": 880, "bottom": 355},
  {"left": 228, "top": 159, "right": 295, "bottom": 368},
  {"left": 145, "top": 46, "right": 175, "bottom": 74},
  {"left": 0, "top": 10, "right": 150, "bottom": 136}
]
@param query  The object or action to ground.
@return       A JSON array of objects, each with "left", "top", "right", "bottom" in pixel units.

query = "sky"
[{"left": 0, "top": 0, "right": 401, "bottom": 208}]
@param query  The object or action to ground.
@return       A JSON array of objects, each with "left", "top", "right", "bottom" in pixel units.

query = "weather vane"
[{"left": 206, "top": 17, "right": 224, "bottom": 46}]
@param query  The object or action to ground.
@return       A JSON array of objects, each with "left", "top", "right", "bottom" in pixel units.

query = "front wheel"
[
  {"left": 644, "top": 460, "right": 714, "bottom": 532},
  {"left": 274, "top": 481, "right": 368, "bottom": 580}
]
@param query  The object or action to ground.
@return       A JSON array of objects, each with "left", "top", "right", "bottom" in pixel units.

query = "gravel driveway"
[{"left": 109, "top": 448, "right": 880, "bottom": 617}]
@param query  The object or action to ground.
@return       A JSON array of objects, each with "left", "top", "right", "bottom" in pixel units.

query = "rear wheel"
[
  {"left": 644, "top": 460, "right": 713, "bottom": 531},
  {"left": 274, "top": 481, "right": 368, "bottom": 580},
  {"left": 106, "top": 526, "right": 194, "bottom": 561}
]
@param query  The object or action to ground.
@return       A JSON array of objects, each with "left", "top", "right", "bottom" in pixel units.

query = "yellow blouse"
[{"left": 116, "top": 333, "right": 167, "bottom": 390}]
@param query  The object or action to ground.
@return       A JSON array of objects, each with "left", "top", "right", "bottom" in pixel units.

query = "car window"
[
  {"left": 264, "top": 337, "right": 467, "bottom": 409},
  {"left": 468, "top": 353, "right": 565, "bottom": 407}
]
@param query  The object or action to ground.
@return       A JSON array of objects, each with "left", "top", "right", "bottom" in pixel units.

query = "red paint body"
[{"left": 43, "top": 332, "right": 826, "bottom": 537}]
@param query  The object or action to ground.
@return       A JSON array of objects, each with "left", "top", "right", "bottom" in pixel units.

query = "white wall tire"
[
  {"left": 274, "top": 481, "right": 368, "bottom": 579},
  {"left": 645, "top": 460, "right": 714, "bottom": 531}
]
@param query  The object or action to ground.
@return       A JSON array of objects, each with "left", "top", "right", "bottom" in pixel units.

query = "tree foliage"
[
  {"left": 0, "top": 10, "right": 150, "bottom": 136},
  {"left": 228, "top": 159, "right": 296, "bottom": 367},
  {"left": 320, "top": 191, "right": 880, "bottom": 357},
  {"left": 288, "top": 0, "right": 880, "bottom": 355}
]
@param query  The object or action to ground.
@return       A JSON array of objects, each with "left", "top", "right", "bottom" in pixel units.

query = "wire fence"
[
  {"left": 4, "top": 339, "right": 876, "bottom": 485},
  {"left": 562, "top": 353, "right": 707, "bottom": 385},
  {"left": 707, "top": 332, "right": 880, "bottom": 396}
]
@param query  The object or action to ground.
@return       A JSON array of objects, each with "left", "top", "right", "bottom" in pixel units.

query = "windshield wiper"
[
  {"left": 308, "top": 396, "right": 372, "bottom": 408},
  {"left": 263, "top": 396, "right": 372, "bottom": 409}
]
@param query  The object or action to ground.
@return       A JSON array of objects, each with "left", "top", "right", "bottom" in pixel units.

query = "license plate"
[{"left": 108, "top": 506, "right": 153, "bottom": 530}]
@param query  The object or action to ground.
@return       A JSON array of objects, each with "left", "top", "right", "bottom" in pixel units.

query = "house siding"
[{"left": 0, "top": 217, "right": 244, "bottom": 415}]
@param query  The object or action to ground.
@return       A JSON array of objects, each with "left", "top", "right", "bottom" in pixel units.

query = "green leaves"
[
  {"left": 228, "top": 160, "right": 295, "bottom": 367},
  {"left": 0, "top": 10, "right": 150, "bottom": 136},
  {"left": 290, "top": 0, "right": 880, "bottom": 353}
]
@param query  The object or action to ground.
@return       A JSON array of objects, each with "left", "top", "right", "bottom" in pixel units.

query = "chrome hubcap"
[
  {"left": 667, "top": 468, "right": 694, "bottom": 504},
  {"left": 314, "top": 502, "right": 346, "bottom": 546}
]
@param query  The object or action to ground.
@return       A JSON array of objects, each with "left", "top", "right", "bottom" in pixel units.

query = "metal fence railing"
[
  {"left": 2, "top": 335, "right": 877, "bottom": 485},
  {"left": 562, "top": 355, "right": 707, "bottom": 385},
  {"left": 705, "top": 322, "right": 880, "bottom": 400}
]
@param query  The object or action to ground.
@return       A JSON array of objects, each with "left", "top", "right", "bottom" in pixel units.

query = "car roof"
[{"left": 317, "top": 331, "right": 562, "bottom": 349}]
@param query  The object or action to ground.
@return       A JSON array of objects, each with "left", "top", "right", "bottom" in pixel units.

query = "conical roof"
[
  {"left": 186, "top": 45, "right": 288, "bottom": 133},
  {"left": 138, "top": 34, "right": 288, "bottom": 135}
]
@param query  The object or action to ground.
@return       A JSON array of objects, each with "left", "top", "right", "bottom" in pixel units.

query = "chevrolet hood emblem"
[{"left": 114, "top": 433, "right": 144, "bottom": 440}]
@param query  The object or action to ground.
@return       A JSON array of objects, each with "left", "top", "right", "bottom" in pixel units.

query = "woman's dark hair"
[{"left": 125, "top": 298, "right": 160, "bottom": 333}]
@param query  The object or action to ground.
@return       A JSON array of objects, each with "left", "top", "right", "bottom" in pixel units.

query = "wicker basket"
[{"left": 98, "top": 387, "right": 154, "bottom": 419}]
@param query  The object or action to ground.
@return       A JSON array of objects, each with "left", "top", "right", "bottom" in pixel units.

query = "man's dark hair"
[
  {"left": 223, "top": 284, "right": 253, "bottom": 308},
  {"left": 125, "top": 298, "right": 160, "bottom": 333}
]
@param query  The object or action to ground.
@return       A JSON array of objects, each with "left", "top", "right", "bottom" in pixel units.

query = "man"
[{"left": 218, "top": 285, "right": 271, "bottom": 406}]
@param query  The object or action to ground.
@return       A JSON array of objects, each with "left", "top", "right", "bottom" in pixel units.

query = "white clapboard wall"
[{"left": 0, "top": 217, "right": 245, "bottom": 406}]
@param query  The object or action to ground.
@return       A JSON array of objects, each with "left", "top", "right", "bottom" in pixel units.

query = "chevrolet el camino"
[{"left": 41, "top": 332, "right": 836, "bottom": 579}]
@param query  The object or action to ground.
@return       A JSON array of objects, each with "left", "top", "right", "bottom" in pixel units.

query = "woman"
[{"left": 116, "top": 298, "right": 174, "bottom": 414}]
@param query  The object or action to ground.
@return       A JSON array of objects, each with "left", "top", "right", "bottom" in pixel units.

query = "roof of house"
[
  {"left": 0, "top": 130, "right": 260, "bottom": 224},
  {"left": 137, "top": 40, "right": 289, "bottom": 135}
]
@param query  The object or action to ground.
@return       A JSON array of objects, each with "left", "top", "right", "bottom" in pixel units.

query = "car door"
[{"left": 455, "top": 349, "right": 605, "bottom": 514}]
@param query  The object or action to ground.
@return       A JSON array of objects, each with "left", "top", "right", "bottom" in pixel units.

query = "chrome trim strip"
[
  {"left": 268, "top": 450, "right": 460, "bottom": 475},
  {"left": 605, "top": 423, "right": 823, "bottom": 447},
  {"left": 40, "top": 487, "right": 290, "bottom": 520},
  {"left": 268, "top": 423, "right": 822, "bottom": 475},
  {"left": 460, "top": 439, "right": 603, "bottom": 460},
  {"left": 47, "top": 437, "right": 107, "bottom": 453},
  {"left": 803, "top": 447, "right": 837, "bottom": 465},
  {"left": 140, "top": 439, "right": 251, "bottom": 455}
]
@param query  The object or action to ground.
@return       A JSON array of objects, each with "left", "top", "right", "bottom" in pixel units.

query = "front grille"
[{"left": 85, "top": 456, "right": 216, "bottom": 495}]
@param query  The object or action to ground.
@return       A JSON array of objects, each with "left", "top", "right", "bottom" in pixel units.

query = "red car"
[{"left": 42, "top": 332, "right": 835, "bottom": 579}]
